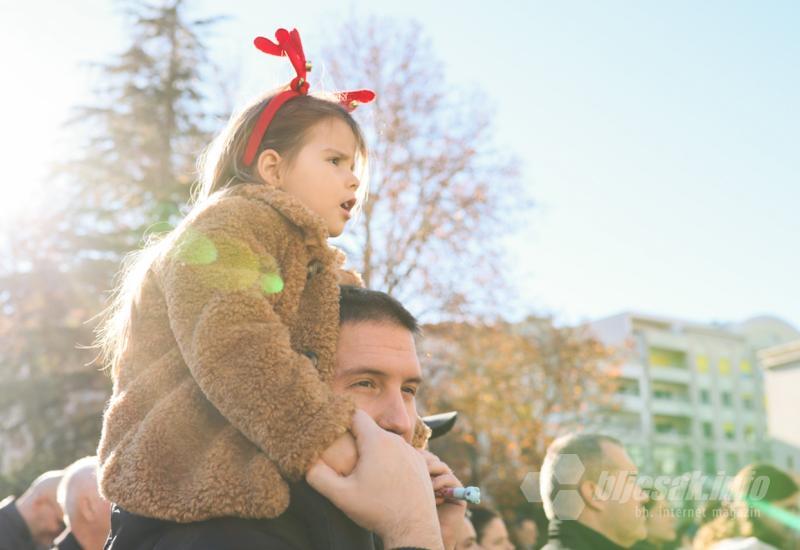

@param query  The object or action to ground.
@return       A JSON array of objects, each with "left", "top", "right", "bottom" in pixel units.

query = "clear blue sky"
[{"left": 2, "top": 0, "right": 798, "bottom": 329}]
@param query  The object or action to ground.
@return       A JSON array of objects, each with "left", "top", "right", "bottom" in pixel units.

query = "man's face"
[
  {"left": 516, "top": 518, "right": 538, "bottom": 546},
  {"left": 584, "top": 442, "right": 647, "bottom": 547},
  {"left": 333, "top": 321, "right": 421, "bottom": 444},
  {"left": 33, "top": 497, "right": 65, "bottom": 545}
]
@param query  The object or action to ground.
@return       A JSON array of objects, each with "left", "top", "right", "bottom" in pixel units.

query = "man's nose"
[{"left": 376, "top": 393, "right": 413, "bottom": 439}]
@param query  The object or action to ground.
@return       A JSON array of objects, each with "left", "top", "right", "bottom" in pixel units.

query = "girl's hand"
[
  {"left": 319, "top": 431, "right": 358, "bottom": 476},
  {"left": 419, "top": 449, "right": 467, "bottom": 550}
]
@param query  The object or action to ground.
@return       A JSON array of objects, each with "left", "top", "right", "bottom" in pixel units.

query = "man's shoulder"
[
  {"left": 0, "top": 497, "right": 37, "bottom": 550},
  {"left": 105, "top": 506, "right": 310, "bottom": 550},
  {"left": 151, "top": 517, "right": 305, "bottom": 550}
]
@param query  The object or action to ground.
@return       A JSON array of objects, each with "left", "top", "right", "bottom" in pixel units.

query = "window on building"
[
  {"left": 704, "top": 450, "right": 716, "bottom": 474},
  {"left": 652, "top": 381, "right": 689, "bottom": 402},
  {"left": 616, "top": 378, "right": 640, "bottom": 396},
  {"left": 721, "top": 392, "right": 733, "bottom": 407},
  {"left": 702, "top": 422, "right": 714, "bottom": 439},
  {"left": 626, "top": 444, "right": 645, "bottom": 468},
  {"left": 740, "top": 360, "right": 753, "bottom": 375},
  {"left": 718, "top": 358, "right": 732, "bottom": 376},
  {"left": 654, "top": 415, "right": 691, "bottom": 436},
  {"left": 654, "top": 446, "right": 680, "bottom": 475},
  {"left": 744, "top": 425, "right": 755, "bottom": 443},
  {"left": 741, "top": 394, "right": 754, "bottom": 410},
  {"left": 723, "top": 422, "right": 736, "bottom": 440},
  {"left": 726, "top": 452, "right": 739, "bottom": 474},
  {"left": 696, "top": 355, "right": 710, "bottom": 373},
  {"left": 649, "top": 347, "right": 687, "bottom": 369},
  {"left": 700, "top": 389, "right": 711, "bottom": 404}
]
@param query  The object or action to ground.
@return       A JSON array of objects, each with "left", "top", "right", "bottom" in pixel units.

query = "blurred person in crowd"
[
  {"left": 513, "top": 515, "right": 540, "bottom": 550},
  {"left": 698, "top": 500, "right": 726, "bottom": 526},
  {"left": 0, "top": 470, "right": 64, "bottom": 550},
  {"left": 693, "top": 463, "right": 799, "bottom": 550},
  {"left": 52, "top": 457, "right": 111, "bottom": 550},
  {"left": 471, "top": 506, "right": 515, "bottom": 550},
  {"left": 540, "top": 433, "right": 648, "bottom": 549},
  {"left": 675, "top": 521, "right": 699, "bottom": 550},
  {"left": 456, "top": 513, "right": 479, "bottom": 550},
  {"left": 632, "top": 489, "right": 677, "bottom": 550}
]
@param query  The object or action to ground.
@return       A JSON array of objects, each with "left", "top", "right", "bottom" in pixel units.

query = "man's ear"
[
  {"left": 79, "top": 494, "right": 95, "bottom": 522},
  {"left": 578, "top": 479, "right": 604, "bottom": 513},
  {"left": 256, "top": 149, "right": 283, "bottom": 188}
]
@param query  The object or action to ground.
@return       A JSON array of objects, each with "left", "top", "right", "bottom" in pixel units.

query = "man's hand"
[
  {"left": 419, "top": 449, "right": 467, "bottom": 550},
  {"left": 319, "top": 431, "right": 358, "bottom": 476},
  {"left": 307, "top": 410, "right": 444, "bottom": 550}
]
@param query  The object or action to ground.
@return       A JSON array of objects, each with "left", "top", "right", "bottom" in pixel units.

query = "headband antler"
[{"left": 242, "top": 28, "right": 376, "bottom": 167}]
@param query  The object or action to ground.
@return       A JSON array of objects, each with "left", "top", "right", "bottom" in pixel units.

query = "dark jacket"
[
  {"left": 542, "top": 520, "right": 628, "bottom": 550},
  {"left": 103, "top": 481, "right": 376, "bottom": 550},
  {"left": 52, "top": 530, "right": 83, "bottom": 550},
  {"left": 0, "top": 497, "right": 38, "bottom": 550}
]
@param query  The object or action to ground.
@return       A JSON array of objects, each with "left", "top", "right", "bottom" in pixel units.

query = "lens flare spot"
[
  {"left": 175, "top": 230, "right": 218, "bottom": 265},
  {"left": 260, "top": 272, "right": 284, "bottom": 294}
]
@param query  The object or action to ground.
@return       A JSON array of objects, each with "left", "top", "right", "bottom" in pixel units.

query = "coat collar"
[
  {"left": 548, "top": 519, "right": 629, "bottom": 549},
  {"left": 231, "top": 183, "right": 344, "bottom": 263}
]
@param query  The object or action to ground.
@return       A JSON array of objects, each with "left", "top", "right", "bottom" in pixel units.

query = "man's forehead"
[{"left": 336, "top": 321, "right": 422, "bottom": 377}]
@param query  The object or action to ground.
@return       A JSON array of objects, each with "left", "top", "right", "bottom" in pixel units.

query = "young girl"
[{"left": 96, "top": 28, "right": 428, "bottom": 523}]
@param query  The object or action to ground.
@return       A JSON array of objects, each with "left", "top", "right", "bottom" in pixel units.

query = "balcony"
[
  {"left": 649, "top": 365, "right": 692, "bottom": 384},
  {"left": 651, "top": 395, "right": 693, "bottom": 416},
  {"left": 652, "top": 414, "right": 692, "bottom": 444},
  {"left": 642, "top": 330, "right": 689, "bottom": 352}
]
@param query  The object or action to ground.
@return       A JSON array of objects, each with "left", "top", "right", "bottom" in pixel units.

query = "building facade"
[
  {"left": 590, "top": 312, "right": 798, "bottom": 477},
  {"left": 758, "top": 339, "right": 800, "bottom": 474}
]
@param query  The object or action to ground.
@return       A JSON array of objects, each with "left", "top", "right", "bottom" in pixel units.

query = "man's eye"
[
  {"left": 402, "top": 386, "right": 417, "bottom": 396},
  {"left": 353, "top": 380, "right": 375, "bottom": 389},
  {"left": 329, "top": 157, "right": 340, "bottom": 166}
]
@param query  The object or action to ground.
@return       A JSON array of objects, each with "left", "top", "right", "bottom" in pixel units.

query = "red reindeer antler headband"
[{"left": 242, "top": 28, "right": 376, "bottom": 167}]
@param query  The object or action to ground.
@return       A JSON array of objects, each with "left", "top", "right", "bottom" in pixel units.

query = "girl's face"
[
  {"left": 479, "top": 517, "right": 514, "bottom": 550},
  {"left": 264, "top": 117, "right": 361, "bottom": 237}
]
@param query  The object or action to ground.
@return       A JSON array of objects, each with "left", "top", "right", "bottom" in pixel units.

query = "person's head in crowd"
[
  {"left": 470, "top": 506, "right": 514, "bottom": 550},
  {"left": 57, "top": 456, "right": 112, "bottom": 550},
  {"left": 540, "top": 433, "right": 648, "bottom": 548},
  {"left": 512, "top": 515, "right": 539, "bottom": 550},
  {"left": 636, "top": 488, "right": 676, "bottom": 549},
  {"left": 455, "top": 513, "right": 479, "bottom": 550},
  {"left": 333, "top": 285, "right": 422, "bottom": 444},
  {"left": 14, "top": 469, "right": 65, "bottom": 546},
  {"left": 693, "top": 463, "right": 799, "bottom": 549},
  {"left": 674, "top": 520, "right": 698, "bottom": 549},
  {"left": 697, "top": 498, "right": 724, "bottom": 525}
]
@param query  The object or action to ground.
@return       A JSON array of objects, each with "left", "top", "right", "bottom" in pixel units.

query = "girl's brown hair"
[
  {"left": 96, "top": 91, "right": 369, "bottom": 376},
  {"left": 197, "top": 89, "right": 369, "bottom": 204}
]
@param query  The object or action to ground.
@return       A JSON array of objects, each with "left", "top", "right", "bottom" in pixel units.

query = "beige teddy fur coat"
[{"left": 97, "top": 182, "right": 429, "bottom": 522}]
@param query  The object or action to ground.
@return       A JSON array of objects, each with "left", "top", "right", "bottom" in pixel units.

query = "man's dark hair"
[
  {"left": 339, "top": 285, "right": 419, "bottom": 334},
  {"left": 469, "top": 506, "right": 502, "bottom": 544}
]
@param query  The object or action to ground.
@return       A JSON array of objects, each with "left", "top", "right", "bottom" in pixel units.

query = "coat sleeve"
[{"left": 157, "top": 196, "right": 354, "bottom": 481}]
